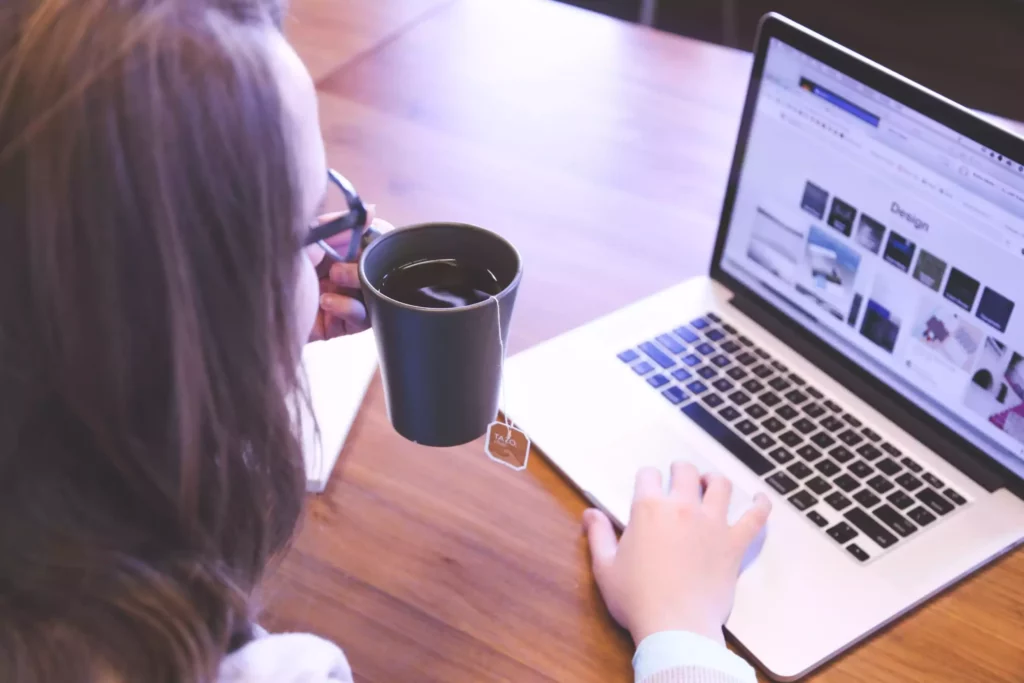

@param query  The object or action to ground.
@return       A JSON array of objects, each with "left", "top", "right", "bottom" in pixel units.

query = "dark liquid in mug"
[{"left": 379, "top": 258, "right": 501, "bottom": 308}]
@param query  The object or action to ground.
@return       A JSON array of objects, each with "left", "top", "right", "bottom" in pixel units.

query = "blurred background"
[{"left": 555, "top": 0, "right": 1024, "bottom": 122}]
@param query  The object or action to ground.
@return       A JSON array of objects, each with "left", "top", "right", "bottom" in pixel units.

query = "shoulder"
[{"left": 218, "top": 631, "right": 352, "bottom": 683}]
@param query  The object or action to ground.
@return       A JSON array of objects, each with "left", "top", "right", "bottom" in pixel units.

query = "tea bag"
[{"left": 485, "top": 294, "right": 531, "bottom": 471}]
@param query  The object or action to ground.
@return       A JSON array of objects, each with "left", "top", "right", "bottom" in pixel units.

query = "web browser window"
[{"left": 721, "top": 37, "right": 1024, "bottom": 478}]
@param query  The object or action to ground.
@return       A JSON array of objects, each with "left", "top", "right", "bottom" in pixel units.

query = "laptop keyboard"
[{"left": 619, "top": 311, "right": 970, "bottom": 564}]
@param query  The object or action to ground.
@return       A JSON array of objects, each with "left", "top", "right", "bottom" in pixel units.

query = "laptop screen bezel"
[{"left": 710, "top": 13, "right": 1024, "bottom": 491}]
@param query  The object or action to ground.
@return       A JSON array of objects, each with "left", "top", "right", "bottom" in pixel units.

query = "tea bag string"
[{"left": 492, "top": 294, "right": 512, "bottom": 438}]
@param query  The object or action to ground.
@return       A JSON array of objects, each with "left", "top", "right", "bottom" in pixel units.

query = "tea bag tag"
[
  {"left": 486, "top": 422, "right": 531, "bottom": 471},
  {"left": 485, "top": 293, "right": 531, "bottom": 471}
]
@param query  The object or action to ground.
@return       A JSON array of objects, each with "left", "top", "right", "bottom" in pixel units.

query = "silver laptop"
[{"left": 505, "top": 13, "right": 1024, "bottom": 681}]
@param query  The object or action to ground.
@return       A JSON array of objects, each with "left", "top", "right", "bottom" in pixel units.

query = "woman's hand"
[
  {"left": 583, "top": 462, "right": 771, "bottom": 646},
  {"left": 307, "top": 212, "right": 393, "bottom": 341}
]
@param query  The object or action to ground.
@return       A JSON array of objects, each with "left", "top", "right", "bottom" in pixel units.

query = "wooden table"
[{"left": 266, "top": 1, "right": 1024, "bottom": 680}]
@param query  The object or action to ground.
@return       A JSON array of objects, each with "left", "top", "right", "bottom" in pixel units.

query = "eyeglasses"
[{"left": 304, "top": 168, "right": 368, "bottom": 262}]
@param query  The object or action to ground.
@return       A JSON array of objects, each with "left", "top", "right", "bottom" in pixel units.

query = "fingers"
[
  {"left": 320, "top": 293, "right": 367, "bottom": 327},
  {"left": 329, "top": 262, "right": 361, "bottom": 289},
  {"left": 582, "top": 508, "right": 617, "bottom": 582},
  {"left": 633, "top": 467, "right": 663, "bottom": 501},
  {"left": 668, "top": 461, "right": 701, "bottom": 504},
  {"left": 700, "top": 472, "right": 732, "bottom": 518},
  {"left": 731, "top": 492, "right": 772, "bottom": 549}
]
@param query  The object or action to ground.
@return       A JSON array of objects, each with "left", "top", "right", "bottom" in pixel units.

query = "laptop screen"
[{"left": 720, "top": 37, "right": 1024, "bottom": 479}]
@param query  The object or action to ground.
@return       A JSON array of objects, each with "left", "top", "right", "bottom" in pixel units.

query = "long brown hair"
[{"left": 0, "top": 0, "right": 308, "bottom": 680}]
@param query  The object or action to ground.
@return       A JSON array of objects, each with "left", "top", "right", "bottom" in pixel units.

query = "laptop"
[{"left": 505, "top": 13, "right": 1024, "bottom": 680}]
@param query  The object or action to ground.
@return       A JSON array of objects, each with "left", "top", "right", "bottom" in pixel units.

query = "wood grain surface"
[{"left": 268, "top": 0, "right": 1024, "bottom": 680}]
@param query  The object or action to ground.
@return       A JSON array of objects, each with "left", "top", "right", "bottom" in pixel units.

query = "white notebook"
[{"left": 298, "top": 332, "right": 379, "bottom": 492}]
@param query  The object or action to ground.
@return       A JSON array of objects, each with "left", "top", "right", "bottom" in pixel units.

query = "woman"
[{"left": 0, "top": 1, "right": 771, "bottom": 681}]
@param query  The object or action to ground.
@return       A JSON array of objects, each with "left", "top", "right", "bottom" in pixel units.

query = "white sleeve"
[
  {"left": 633, "top": 631, "right": 757, "bottom": 683},
  {"left": 217, "top": 632, "right": 353, "bottom": 683}
]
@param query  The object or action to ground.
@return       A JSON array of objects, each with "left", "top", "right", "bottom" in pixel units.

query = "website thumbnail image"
[{"left": 743, "top": 178, "right": 1023, "bottom": 449}]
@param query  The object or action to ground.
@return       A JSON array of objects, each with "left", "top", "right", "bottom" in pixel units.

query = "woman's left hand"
[{"left": 307, "top": 211, "right": 393, "bottom": 341}]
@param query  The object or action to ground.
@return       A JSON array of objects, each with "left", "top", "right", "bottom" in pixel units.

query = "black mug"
[{"left": 359, "top": 223, "right": 523, "bottom": 447}]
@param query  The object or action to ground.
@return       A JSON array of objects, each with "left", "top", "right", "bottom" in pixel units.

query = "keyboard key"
[
  {"left": 735, "top": 419, "right": 757, "bottom": 436},
  {"left": 807, "top": 476, "right": 832, "bottom": 494},
  {"left": 656, "top": 334, "right": 686, "bottom": 354},
  {"left": 811, "top": 432, "right": 836, "bottom": 449},
  {"left": 752, "top": 433, "right": 776, "bottom": 450},
  {"left": 674, "top": 326, "right": 699, "bottom": 343},
  {"left": 846, "top": 543, "right": 870, "bottom": 562},
  {"left": 633, "top": 361, "right": 654, "bottom": 375},
  {"left": 838, "top": 430, "right": 863, "bottom": 447},
  {"left": 844, "top": 508, "right": 898, "bottom": 548},
  {"left": 728, "top": 390, "right": 751, "bottom": 405},
  {"left": 779, "top": 431, "right": 803, "bottom": 447},
  {"left": 681, "top": 403, "right": 775, "bottom": 475},
  {"left": 867, "top": 475, "right": 894, "bottom": 494},
  {"left": 854, "top": 489, "right": 881, "bottom": 507},
  {"left": 887, "top": 490, "right": 914, "bottom": 510},
  {"left": 830, "top": 446, "right": 854, "bottom": 463},
  {"left": 835, "top": 474, "right": 859, "bottom": 492},
  {"left": 827, "top": 521, "right": 857, "bottom": 543},
  {"left": 618, "top": 349, "right": 640, "bottom": 363},
  {"left": 719, "top": 405, "right": 741, "bottom": 422},
  {"left": 690, "top": 317, "right": 709, "bottom": 330},
  {"left": 662, "top": 386, "right": 688, "bottom": 405},
  {"left": 806, "top": 386, "right": 824, "bottom": 399},
  {"left": 923, "top": 472, "right": 944, "bottom": 489},
  {"left": 681, "top": 354, "right": 701, "bottom": 367},
  {"left": 771, "top": 360, "right": 788, "bottom": 373},
  {"left": 751, "top": 364, "right": 773, "bottom": 379},
  {"left": 789, "top": 490, "right": 817, "bottom": 510},
  {"left": 706, "top": 329, "right": 726, "bottom": 342},
  {"left": 721, "top": 340, "right": 741, "bottom": 354},
  {"left": 815, "top": 459, "right": 840, "bottom": 477},
  {"left": 672, "top": 369, "right": 695, "bottom": 385},
  {"left": 711, "top": 355, "right": 731, "bottom": 368},
  {"left": 768, "top": 447, "right": 794, "bottom": 464},
  {"left": 881, "top": 442, "right": 901, "bottom": 457},
  {"left": 908, "top": 506, "right": 937, "bottom": 527},
  {"left": 736, "top": 352, "right": 757, "bottom": 366},
  {"left": 824, "top": 400, "right": 843, "bottom": 413},
  {"left": 874, "top": 504, "right": 917, "bottom": 537},
  {"left": 793, "top": 418, "right": 817, "bottom": 435},
  {"left": 640, "top": 342, "right": 676, "bottom": 369},
  {"left": 788, "top": 373, "right": 806, "bottom": 386},
  {"left": 686, "top": 380, "right": 708, "bottom": 395},
  {"left": 755, "top": 348, "right": 771, "bottom": 360},
  {"left": 785, "top": 390, "right": 808, "bottom": 405},
  {"left": 726, "top": 367, "right": 747, "bottom": 380},
  {"left": 862, "top": 428, "right": 881, "bottom": 442},
  {"left": 901, "top": 457, "right": 923, "bottom": 473},
  {"left": 842, "top": 414, "right": 863, "bottom": 429},
  {"left": 706, "top": 312, "right": 722, "bottom": 323},
  {"left": 762, "top": 417, "right": 785, "bottom": 433},
  {"left": 647, "top": 374, "right": 669, "bottom": 388},
  {"left": 808, "top": 510, "right": 829, "bottom": 527},
  {"left": 796, "top": 445, "right": 822, "bottom": 462},
  {"left": 766, "top": 471, "right": 798, "bottom": 494},
  {"left": 745, "top": 404, "right": 768, "bottom": 419},
  {"left": 738, "top": 335, "right": 754, "bottom": 347},
  {"left": 876, "top": 458, "right": 902, "bottom": 476},
  {"left": 821, "top": 416, "right": 845, "bottom": 432},
  {"left": 896, "top": 472, "right": 923, "bottom": 492},
  {"left": 776, "top": 405, "right": 800, "bottom": 421},
  {"left": 697, "top": 366, "right": 717, "bottom": 379},
  {"left": 769, "top": 377, "right": 791, "bottom": 392},
  {"left": 761, "top": 391, "right": 781, "bottom": 407},
  {"left": 849, "top": 461, "right": 873, "bottom": 478},
  {"left": 742, "top": 379, "right": 765, "bottom": 393},
  {"left": 696, "top": 342, "right": 715, "bottom": 356},
  {"left": 857, "top": 444, "right": 882, "bottom": 461},
  {"left": 788, "top": 462, "right": 813, "bottom": 479},
  {"left": 712, "top": 378, "right": 734, "bottom": 392},
  {"left": 916, "top": 488, "right": 955, "bottom": 515},
  {"left": 803, "top": 402, "right": 826, "bottom": 418},
  {"left": 945, "top": 489, "right": 967, "bottom": 506},
  {"left": 702, "top": 393, "right": 725, "bottom": 408},
  {"left": 722, "top": 323, "right": 737, "bottom": 334}
]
